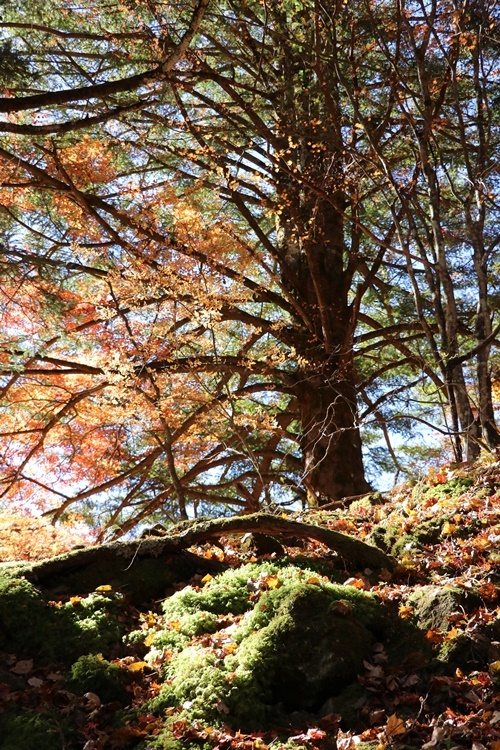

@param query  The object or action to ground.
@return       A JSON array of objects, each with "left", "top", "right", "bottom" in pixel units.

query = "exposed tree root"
[{"left": 4, "top": 513, "right": 395, "bottom": 589}]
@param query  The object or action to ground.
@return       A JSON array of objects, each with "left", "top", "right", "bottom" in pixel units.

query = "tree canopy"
[{"left": 0, "top": 0, "right": 499, "bottom": 535}]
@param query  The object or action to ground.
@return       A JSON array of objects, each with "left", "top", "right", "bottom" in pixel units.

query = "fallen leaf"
[
  {"left": 398, "top": 605, "right": 413, "bottom": 619},
  {"left": 344, "top": 577, "right": 368, "bottom": 590},
  {"left": 128, "top": 661, "right": 149, "bottom": 672},
  {"left": 478, "top": 581, "right": 498, "bottom": 601},
  {"left": 421, "top": 726, "right": 446, "bottom": 749},
  {"left": 83, "top": 692, "right": 101, "bottom": 709},
  {"left": 11, "top": 659, "right": 33, "bottom": 674},
  {"left": 426, "top": 629, "right": 445, "bottom": 643},
  {"left": 442, "top": 522, "right": 456, "bottom": 535},
  {"left": 265, "top": 574, "right": 280, "bottom": 589},
  {"left": 337, "top": 730, "right": 360, "bottom": 750},
  {"left": 385, "top": 714, "right": 406, "bottom": 737},
  {"left": 27, "top": 676, "right": 44, "bottom": 687},
  {"left": 332, "top": 599, "right": 353, "bottom": 616}
]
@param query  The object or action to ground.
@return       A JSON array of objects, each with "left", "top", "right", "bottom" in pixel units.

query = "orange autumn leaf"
[{"left": 385, "top": 714, "right": 406, "bottom": 737}]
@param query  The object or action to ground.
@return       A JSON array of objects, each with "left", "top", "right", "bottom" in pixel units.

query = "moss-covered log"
[{"left": 3, "top": 513, "right": 395, "bottom": 591}]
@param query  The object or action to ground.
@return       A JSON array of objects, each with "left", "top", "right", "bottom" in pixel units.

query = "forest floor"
[{"left": 0, "top": 459, "right": 499, "bottom": 750}]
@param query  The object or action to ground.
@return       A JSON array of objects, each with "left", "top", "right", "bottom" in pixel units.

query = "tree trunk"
[
  {"left": 451, "top": 365, "right": 481, "bottom": 462},
  {"left": 296, "top": 374, "right": 371, "bottom": 504}
]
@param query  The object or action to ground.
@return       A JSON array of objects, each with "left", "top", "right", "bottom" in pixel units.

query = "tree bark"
[{"left": 296, "top": 374, "right": 371, "bottom": 504}]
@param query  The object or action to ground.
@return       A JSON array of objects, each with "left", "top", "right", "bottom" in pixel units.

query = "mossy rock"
[
  {"left": 405, "top": 585, "right": 481, "bottom": 632},
  {"left": 145, "top": 562, "right": 386, "bottom": 731},
  {"left": 368, "top": 524, "right": 401, "bottom": 553},
  {"left": 0, "top": 572, "right": 126, "bottom": 663},
  {"left": 391, "top": 519, "right": 444, "bottom": 556},
  {"left": 0, "top": 711, "right": 74, "bottom": 750},
  {"left": 236, "top": 584, "right": 375, "bottom": 711},
  {"left": 68, "top": 653, "right": 129, "bottom": 704},
  {"left": 439, "top": 615, "right": 500, "bottom": 673},
  {"left": 43, "top": 552, "right": 217, "bottom": 603},
  {"left": 0, "top": 574, "right": 48, "bottom": 654},
  {"left": 369, "top": 518, "right": 444, "bottom": 557},
  {"left": 414, "top": 477, "right": 474, "bottom": 501}
]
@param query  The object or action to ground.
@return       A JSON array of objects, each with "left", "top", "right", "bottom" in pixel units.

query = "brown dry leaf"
[
  {"left": 11, "top": 659, "right": 33, "bottom": 674},
  {"left": 478, "top": 581, "right": 498, "bottom": 601},
  {"left": 332, "top": 599, "right": 353, "bottom": 616},
  {"left": 83, "top": 692, "right": 101, "bottom": 709},
  {"left": 27, "top": 676, "right": 44, "bottom": 688},
  {"left": 336, "top": 730, "right": 358, "bottom": 750},
  {"left": 442, "top": 521, "right": 456, "bottom": 536},
  {"left": 421, "top": 726, "right": 446, "bottom": 749},
  {"left": 426, "top": 629, "right": 445, "bottom": 643}
]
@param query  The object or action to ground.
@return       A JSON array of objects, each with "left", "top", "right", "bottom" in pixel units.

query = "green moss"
[
  {"left": 0, "top": 711, "right": 72, "bottom": 750},
  {"left": 0, "top": 573, "right": 127, "bottom": 663},
  {"left": 406, "top": 585, "right": 481, "bottom": 632},
  {"left": 68, "top": 653, "right": 128, "bottom": 703},
  {"left": 349, "top": 498, "right": 374, "bottom": 513},
  {"left": 416, "top": 477, "right": 474, "bottom": 501},
  {"left": 58, "top": 591, "right": 125, "bottom": 659},
  {"left": 0, "top": 574, "right": 49, "bottom": 654},
  {"left": 140, "top": 732, "right": 212, "bottom": 750},
  {"left": 391, "top": 519, "right": 444, "bottom": 556},
  {"left": 146, "top": 563, "right": 383, "bottom": 731},
  {"left": 369, "top": 524, "right": 401, "bottom": 553},
  {"left": 161, "top": 565, "right": 259, "bottom": 619},
  {"left": 235, "top": 580, "right": 380, "bottom": 641},
  {"left": 490, "top": 660, "right": 500, "bottom": 687}
]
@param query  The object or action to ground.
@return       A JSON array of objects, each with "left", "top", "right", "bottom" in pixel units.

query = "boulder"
[{"left": 405, "top": 585, "right": 481, "bottom": 632}]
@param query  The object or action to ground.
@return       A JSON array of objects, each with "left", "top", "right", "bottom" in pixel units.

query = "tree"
[
  {"left": 0, "top": 0, "right": 498, "bottom": 533},
  {"left": 345, "top": 0, "right": 500, "bottom": 463}
]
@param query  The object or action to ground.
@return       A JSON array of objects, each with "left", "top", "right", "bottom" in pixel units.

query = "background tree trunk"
[{"left": 297, "top": 374, "right": 371, "bottom": 503}]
